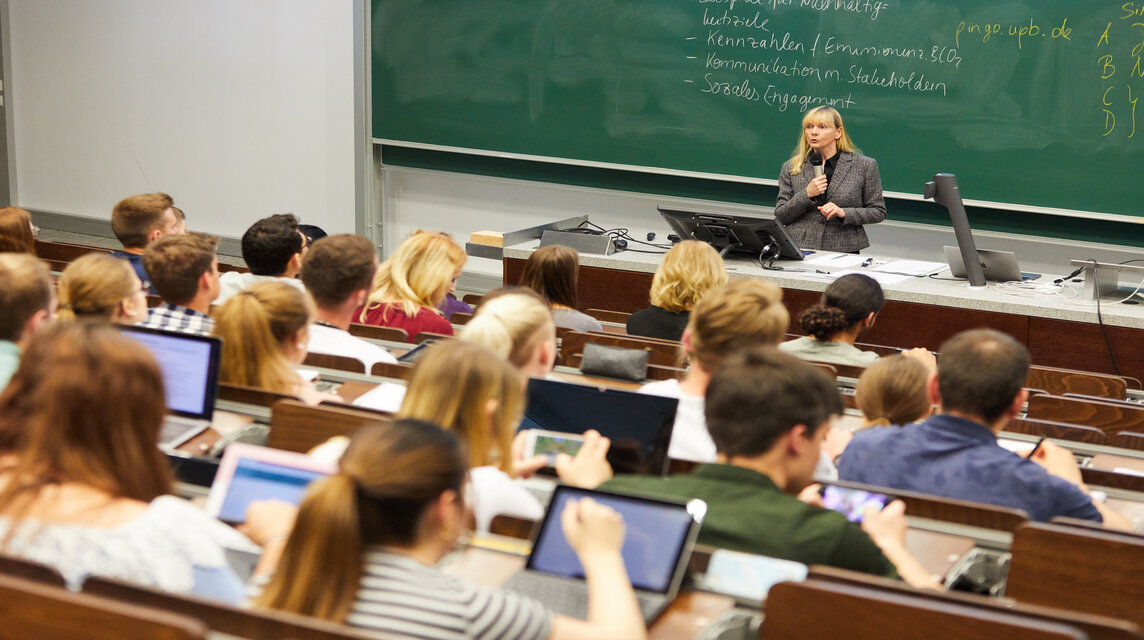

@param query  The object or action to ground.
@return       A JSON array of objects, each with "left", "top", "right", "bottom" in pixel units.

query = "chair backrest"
[
  {"left": 1008, "top": 522, "right": 1144, "bottom": 629},
  {"left": 559, "top": 331, "right": 682, "bottom": 368},
  {"left": 268, "top": 399, "right": 391, "bottom": 453},
  {"left": 303, "top": 352, "right": 367, "bottom": 374},
  {"left": 1005, "top": 416, "right": 1108, "bottom": 445},
  {"left": 1079, "top": 466, "right": 1144, "bottom": 494},
  {"left": 0, "top": 573, "right": 207, "bottom": 640},
  {"left": 347, "top": 323, "right": 410, "bottom": 344},
  {"left": 806, "top": 565, "right": 1143, "bottom": 640},
  {"left": 83, "top": 575, "right": 376, "bottom": 640},
  {"left": 0, "top": 554, "right": 66, "bottom": 587},
  {"left": 33, "top": 239, "right": 111, "bottom": 262},
  {"left": 461, "top": 293, "right": 483, "bottom": 306},
  {"left": 585, "top": 308, "right": 632, "bottom": 324},
  {"left": 762, "top": 578, "right": 1087, "bottom": 640},
  {"left": 1028, "top": 365, "right": 1130, "bottom": 399},
  {"left": 1026, "top": 394, "right": 1144, "bottom": 436},
  {"left": 218, "top": 382, "right": 299, "bottom": 408},
  {"left": 451, "top": 312, "right": 474, "bottom": 326},
  {"left": 1109, "top": 432, "right": 1144, "bottom": 452},
  {"left": 413, "top": 331, "right": 452, "bottom": 345},
  {"left": 370, "top": 361, "right": 413, "bottom": 380}
]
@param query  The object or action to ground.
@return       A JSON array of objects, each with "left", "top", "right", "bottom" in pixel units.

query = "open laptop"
[
  {"left": 119, "top": 325, "right": 223, "bottom": 451},
  {"left": 521, "top": 379, "right": 678, "bottom": 477},
  {"left": 204, "top": 443, "right": 336, "bottom": 524},
  {"left": 500, "top": 485, "right": 706, "bottom": 624},
  {"left": 943, "top": 246, "right": 1041, "bottom": 282}
]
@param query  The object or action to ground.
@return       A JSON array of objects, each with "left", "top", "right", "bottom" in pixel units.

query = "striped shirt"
[
  {"left": 346, "top": 549, "right": 552, "bottom": 640},
  {"left": 140, "top": 303, "right": 214, "bottom": 336}
]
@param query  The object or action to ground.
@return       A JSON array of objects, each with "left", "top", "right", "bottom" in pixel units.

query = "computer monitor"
[
  {"left": 924, "top": 173, "right": 986, "bottom": 287},
  {"left": 657, "top": 207, "right": 804, "bottom": 261}
]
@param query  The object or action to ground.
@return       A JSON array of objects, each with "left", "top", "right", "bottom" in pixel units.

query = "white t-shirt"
[
  {"left": 638, "top": 378, "right": 715, "bottom": 463},
  {"left": 469, "top": 466, "right": 545, "bottom": 534},
  {"left": 216, "top": 272, "right": 305, "bottom": 306},
  {"left": 307, "top": 323, "right": 398, "bottom": 371}
]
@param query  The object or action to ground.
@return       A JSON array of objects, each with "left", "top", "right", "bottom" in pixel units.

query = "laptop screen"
[
  {"left": 521, "top": 379, "right": 678, "bottom": 476},
  {"left": 120, "top": 326, "right": 220, "bottom": 419},
  {"left": 526, "top": 485, "right": 700, "bottom": 593}
]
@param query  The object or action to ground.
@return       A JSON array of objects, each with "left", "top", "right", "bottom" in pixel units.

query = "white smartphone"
[{"left": 524, "top": 430, "right": 586, "bottom": 467}]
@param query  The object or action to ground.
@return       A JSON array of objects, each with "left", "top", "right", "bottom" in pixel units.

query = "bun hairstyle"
[
  {"left": 459, "top": 292, "right": 555, "bottom": 370},
  {"left": 255, "top": 420, "right": 466, "bottom": 622},
  {"left": 855, "top": 354, "right": 931, "bottom": 428},
  {"left": 56, "top": 254, "right": 139, "bottom": 323},
  {"left": 798, "top": 273, "right": 884, "bottom": 340}
]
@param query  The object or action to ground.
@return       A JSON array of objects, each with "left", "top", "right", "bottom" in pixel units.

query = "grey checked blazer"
[{"left": 774, "top": 152, "right": 886, "bottom": 253}]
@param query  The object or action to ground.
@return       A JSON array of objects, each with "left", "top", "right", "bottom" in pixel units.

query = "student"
[
  {"left": 0, "top": 207, "right": 37, "bottom": 254},
  {"left": 255, "top": 420, "right": 646, "bottom": 640},
  {"left": 57, "top": 253, "right": 149, "bottom": 326},
  {"left": 572, "top": 347, "right": 939, "bottom": 589},
  {"left": 139, "top": 232, "right": 220, "bottom": 336},
  {"left": 519, "top": 245, "right": 603, "bottom": 333},
  {"left": 854, "top": 353, "right": 935, "bottom": 429},
  {"left": 300, "top": 234, "right": 397, "bottom": 370},
  {"left": 640, "top": 279, "right": 789, "bottom": 463},
  {"left": 398, "top": 340, "right": 610, "bottom": 533},
  {"left": 358, "top": 230, "right": 465, "bottom": 337},
  {"left": 0, "top": 323, "right": 261, "bottom": 602},
  {"left": 0, "top": 254, "right": 53, "bottom": 389},
  {"left": 839, "top": 329, "right": 1132, "bottom": 529},
  {"left": 109, "top": 192, "right": 180, "bottom": 291},
  {"left": 626, "top": 240, "right": 727, "bottom": 341},
  {"left": 213, "top": 281, "right": 339, "bottom": 406},
  {"left": 459, "top": 290, "right": 557, "bottom": 379},
  {"left": 780, "top": 273, "right": 884, "bottom": 366},
  {"left": 216, "top": 214, "right": 307, "bottom": 305}
]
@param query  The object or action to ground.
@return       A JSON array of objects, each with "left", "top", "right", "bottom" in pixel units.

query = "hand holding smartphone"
[
  {"left": 820, "top": 485, "right": 892, "bottom": 523},
  {"left": 523, "top": 430, "right": 587, "bottom": 467}
]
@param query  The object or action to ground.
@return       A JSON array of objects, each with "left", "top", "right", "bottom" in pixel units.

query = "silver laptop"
[
  {"left": 501, "top": 485, "right": 706, "bottom": 624},
  {"left": 119, "top": 325, "right": 222, "bottom": 451},
  {"left": 943, "top": 246, "right": 1040, "bottom": 282}
]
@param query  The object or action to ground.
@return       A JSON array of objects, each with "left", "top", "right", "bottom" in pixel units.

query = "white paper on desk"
[
  {"left": 803, "top": 252, "right": 867, "bottom": 268},
  {"left": 296, "top": 368, "right": 320, "bottom": 382},
  {"left": 872, "top": 259, "right": 947, "bottom": 276},
  {"left": 352, "top": 381, "right": 407, "bottom": 413},
  {"left": 830, "top": 269, "right": 913, "bottom": 286},
  {"left": 1114, "top": 466, "right": 1144, "bottom": 478}
]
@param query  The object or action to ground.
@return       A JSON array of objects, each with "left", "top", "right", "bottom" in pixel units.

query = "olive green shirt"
[{"left": 602, "top": 463, "right": 898, "bottom": 578}]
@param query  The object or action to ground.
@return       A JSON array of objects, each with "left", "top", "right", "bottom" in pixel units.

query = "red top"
[{"left": 357, "top": 302, "right": 454, "bottom": 338}]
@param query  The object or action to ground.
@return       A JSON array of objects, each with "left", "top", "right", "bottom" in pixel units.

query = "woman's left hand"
[{"left": 818, "top": 203, "right": 846, "bottom": 220}]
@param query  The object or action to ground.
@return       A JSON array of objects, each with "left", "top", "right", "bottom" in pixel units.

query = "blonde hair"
[
  {"left": 788, "top": 106, "right": 860, "bottom": 175},
  {"left": 57, "top": 254, "right": 138, "bottom": 323},
  {"left": 687, "top": 279, "right": 790, "bottom": 373},
  {"left": 855, "top": 354, "right": 932, "bottom": 428},
  {"left": 361, "top": 230, "right": 465, "bottom": 321},
  {"left": 397, "top": 340, "right": 524, "bottom": 473},
  {"left": 649, "top": 240, "right": 728, "bottom": 313},
  {"left": 213, "top": 281, "right": 314, "bottom": 394},
  {"left": 460, "top": 293, "right": 555, "bottom": 369}
]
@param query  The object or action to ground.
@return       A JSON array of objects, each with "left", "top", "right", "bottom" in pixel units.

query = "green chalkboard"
[{"left": 373, "top": 0, "right": 1144, "bottom": 220}]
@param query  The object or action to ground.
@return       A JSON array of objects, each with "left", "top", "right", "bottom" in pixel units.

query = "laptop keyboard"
[{"left": 502, "top": 571, "right": 665, "bottom": 623}]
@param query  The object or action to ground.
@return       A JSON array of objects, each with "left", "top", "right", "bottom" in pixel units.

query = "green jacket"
[{"left": 602, "top": 463, "right": 898, "bottom": 578}]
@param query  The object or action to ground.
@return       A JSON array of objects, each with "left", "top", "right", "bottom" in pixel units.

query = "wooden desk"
[
  {"left": 503, "top": 247, "right": 1144, "bottom": 381},
  {"left": 446, "top": 544, "right": 735, "bottom": 639}
]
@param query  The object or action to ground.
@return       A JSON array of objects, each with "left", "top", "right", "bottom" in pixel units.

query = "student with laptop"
[
  {"left": 139, "top": 232, "right": 221, "bottom": 336},
  {"left": 569, "top": 347, "right": 940, "bottom": 589},
  {"left": 0, "top": 323, "right": 264, "bottom": 602},
  {"left": 0, "top": 254, "right": 53, "bottom": 390},
  {"left": 255, "top": 420, "right": 647, "bottom": 640},
  {"left": 299, "top": 234, "right": 397, "bottom": 369}
]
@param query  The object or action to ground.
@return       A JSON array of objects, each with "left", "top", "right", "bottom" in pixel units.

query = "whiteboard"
[{"left": 8, "top": 0, "right": 357, "bottom": 239}]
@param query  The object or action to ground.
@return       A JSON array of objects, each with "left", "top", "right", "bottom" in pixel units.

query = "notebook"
[
  {"left": 204, "top": 443, "right": 336, "bottom": 524},
  {"left": 501, "top": 485, "right": 705, "bottom": 624},
  {"left": 119, "top": 325, "right": 223, "bottom": 451},
  {"left": 943, "top": 246, "right": 1040, "bottom": 282},
  {"left": 520, "top": 379, "right": 679, "bottom": 476}
]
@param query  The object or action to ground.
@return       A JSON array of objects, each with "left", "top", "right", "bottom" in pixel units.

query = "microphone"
[{"left": 808, "top": 151, "right": 824, "bottom": 179}]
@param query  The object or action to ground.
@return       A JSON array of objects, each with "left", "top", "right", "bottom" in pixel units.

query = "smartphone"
[
  {"left": 820, "top": 485, "right": 891, "bottom": 523},
  {"left": 397, "top": 340, "right": 436, "bottom": 364},
  {"left": 524, "top": 430, "right": 586, "bottom": 467}
]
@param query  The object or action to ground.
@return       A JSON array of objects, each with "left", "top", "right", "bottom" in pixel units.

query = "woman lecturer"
[{"left": 774, "top": 106, "right": 886, "bottom": 253}]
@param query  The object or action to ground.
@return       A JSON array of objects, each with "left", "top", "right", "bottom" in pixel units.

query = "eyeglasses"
[{"left": 31, "top": 224, "right": 40, "bottom": 239}]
